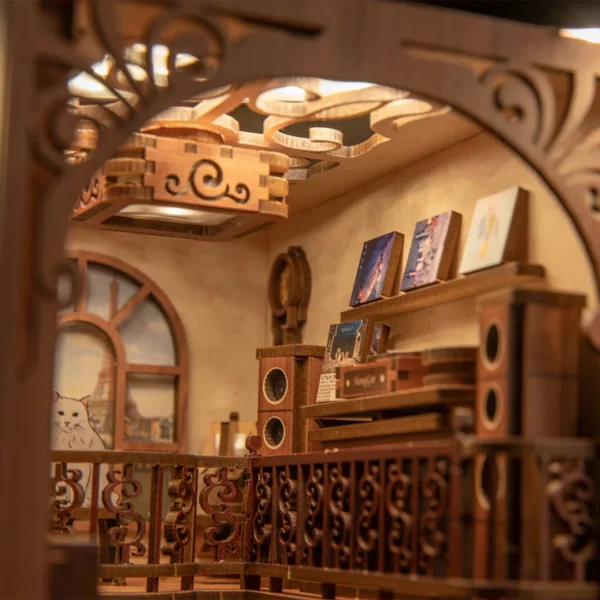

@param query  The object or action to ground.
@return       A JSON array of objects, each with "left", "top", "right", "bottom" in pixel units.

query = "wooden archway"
[{"left": 1, "top": 1, "right": 600, "bottom": 597}]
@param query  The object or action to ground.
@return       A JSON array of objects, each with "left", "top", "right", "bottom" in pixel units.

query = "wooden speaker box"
[
  {"left": 256, "top": 344, "right": 324, "bottom": 456},
  {"left": 473, "top": 288, "right": 585, "bottom": 580}
]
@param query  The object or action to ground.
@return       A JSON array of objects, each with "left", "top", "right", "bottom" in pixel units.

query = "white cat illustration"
[{"left": 51, "top": 391, "right": 113, "bottom": 508}]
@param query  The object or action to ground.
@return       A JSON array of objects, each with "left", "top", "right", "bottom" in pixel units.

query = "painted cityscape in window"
[{"left": 54, "top": 264, "right": 176, "bottom": 448}]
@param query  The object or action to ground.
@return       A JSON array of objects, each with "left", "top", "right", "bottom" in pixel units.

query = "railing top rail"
[
  {"left": 252, "top": 437, "right": 461, "bottom": 467},
  {"left": 51, "top": 450, "right": 250, "bottom": 468},
  {"left": 249, "top": 434, "right": 600, "bottom": 467}
]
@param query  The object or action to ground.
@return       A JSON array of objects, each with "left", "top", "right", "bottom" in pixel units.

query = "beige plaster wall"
[
  {"left": 269, "top": 132, "right": 597, "bottom": 352},
  {"left": 64, "top": 130, "right": 600, "bottom": 447},
  {"left": 64, "top": 226, "right": 269, "bottom": 455}
]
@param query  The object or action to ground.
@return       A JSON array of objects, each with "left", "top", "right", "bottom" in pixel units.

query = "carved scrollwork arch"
[{"left": 28, "top": 0, "right": 600, "bottom": 355}]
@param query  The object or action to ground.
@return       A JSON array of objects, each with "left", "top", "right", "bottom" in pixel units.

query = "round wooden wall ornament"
[{"left": 268, "top": 246, "right": 311, "bottom": 346}]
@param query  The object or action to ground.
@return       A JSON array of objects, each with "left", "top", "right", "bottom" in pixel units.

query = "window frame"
[{"left": 57, "top": 250, "right": 189, "bottom": 452}]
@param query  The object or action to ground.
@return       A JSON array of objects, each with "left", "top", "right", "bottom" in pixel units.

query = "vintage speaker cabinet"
[
  {"left": 256, "top": 344, "right": 324, "bottom": 456},
  {"left": 473, "top": 288, "right": 586, "bottom": 580}
]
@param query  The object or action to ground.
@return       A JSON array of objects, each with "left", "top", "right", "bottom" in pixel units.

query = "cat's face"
[{"left": 52, "top": 392, "right": 90, "bottom": 433}]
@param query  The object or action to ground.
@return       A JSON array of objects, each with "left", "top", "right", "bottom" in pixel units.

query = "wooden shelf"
[
  {"left": 340, "top": 262, "right": 545, "bottom": 322},
  {"left": 302, "top": 384, "right": 474, "bottom": 421},
  {"left": 308, "top": 413, "right": 444, "bottom": 443}
]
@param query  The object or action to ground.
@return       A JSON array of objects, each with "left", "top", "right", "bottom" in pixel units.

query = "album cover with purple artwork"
[
  {"left": 349, "top": 232, "right": 403, "bottom": 307},
  {"left": 400, "top": 211, "right": 461, "bottom": 291}
]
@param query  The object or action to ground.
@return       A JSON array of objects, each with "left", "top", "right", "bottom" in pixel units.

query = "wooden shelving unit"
[
  {"left": 340, "top": 262, "right": 545, "bottom": 322},
  {"left": 308, "top": 413, "right": 444, "bottom": 444},
  {"left": 302, "top": 384, "right": 474, "bottom": 421}
]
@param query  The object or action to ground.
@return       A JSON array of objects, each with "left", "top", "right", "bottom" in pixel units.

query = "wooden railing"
[
  {"left": 49, "top": 437, "right": 599, "bottom": 599},
  {"left": 49, "top": 451, "right": 248, "bottom": 593}
]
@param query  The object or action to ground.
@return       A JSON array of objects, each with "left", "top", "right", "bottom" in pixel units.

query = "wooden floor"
[{"left": 98, "top": 574, "right": 241, "bottom": 595}]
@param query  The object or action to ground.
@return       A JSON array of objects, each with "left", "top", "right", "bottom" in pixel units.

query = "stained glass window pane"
[
  {"left": 125, "top": 373, "right": 176, "bottom": 444},
  {"left": 53, "top": 322, "right": 115, "bottom": 449},
  {"left": 87, "top": 264, "right": 140, "bottom": 321},
  {"left": 119, "top": 295, "right": 176, "bottom": 365}
]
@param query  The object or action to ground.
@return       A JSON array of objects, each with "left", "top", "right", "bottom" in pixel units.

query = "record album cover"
[
  {"left": 400, "top": 211, "right": 461, "bottom": 291},
  {"left": 316, "top": 320, "right": 372, "bottom": 403},
  {"left": 349, "top": 232, "right": 403, "bottom": 307},
  {"left": 459, "top": 187, "right": 528, "bottom": 274}
]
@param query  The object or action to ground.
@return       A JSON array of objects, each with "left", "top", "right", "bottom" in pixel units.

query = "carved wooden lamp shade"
[
  {"left": 71, "top": 128, "right": 291, "bottom": 242},
  {"left": 68, "top": 44, "right": 449, "bottom": 241}
]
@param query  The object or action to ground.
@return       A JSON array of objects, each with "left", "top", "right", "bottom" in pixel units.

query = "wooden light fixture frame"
[{"left": 2, "top": 1, "right": 600, "bottom": 597}]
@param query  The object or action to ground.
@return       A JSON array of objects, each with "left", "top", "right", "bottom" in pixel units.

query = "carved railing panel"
[
  {"left": 162, "top": 465, "right": 197, "bottom": 589},
  {"left": 50, "top": 451, "right": 248, "bottom": 593},
  {"left": 199, "top": 466, "right": 244, "bottom": 563},
  {"left": 101, "top": 463, "right": 146, "bottom": 563},
  {"left": 548, "top": 457, "right": 598, "bottom": 582},
  {"left": 48, "top": 440, "right": 597, "bottom": 596},
  {"left": 49, "top": 462, "right": 86, "bottom": 534},
  {"left": 250, "top": 442, "right": 461, "bottom": 578}
]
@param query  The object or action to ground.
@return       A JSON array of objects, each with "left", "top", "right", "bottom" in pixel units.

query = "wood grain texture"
[
  {"left": 256, "top": 344, "right": 325, "bottom": 359},
  {"left": 308, "top": 412, "right": 444, "bottom": 443},
  {"left": 341, "top": 263, "right": 546, "bottom": 322},
  {"left": 302, "top": 384, "right": 474, "bottom": 420}
]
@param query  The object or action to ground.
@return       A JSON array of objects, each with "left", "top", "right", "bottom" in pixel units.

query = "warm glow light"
[
  {"left": 68, "top": 58, "right": 115, "bottom": 97},
  {"left": 317, "top": 79, "right": 374, "bottom": 95},
  {"left": 260, "top": 86, "right": 310, "bottom": 102},
  {"left": 259, "top": 79, "right": 375, "bottom": 103},
  {"left": 119, "top": 204, "right": 232, "bottom": 225},
  {"left": 68, "top": 44, "right": 199, "bottom": 98},
  {"left": 559, "top": 28, "right": 600, "bottom": 44}
]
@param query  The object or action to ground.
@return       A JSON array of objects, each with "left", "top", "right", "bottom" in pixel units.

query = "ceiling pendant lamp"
[{"left": 71, "top": 129, "right": 290, "bottom": 242}]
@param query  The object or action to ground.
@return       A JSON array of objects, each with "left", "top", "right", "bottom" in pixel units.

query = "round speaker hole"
[
  {"left": 263, "top": 368, "right": 288, "bottom": 404},
  {"left": 263, "top": 417, "right": 286, "bottom": 449},
  {"left": 485, "top": 323, "right": 501, "bottom": 365}
]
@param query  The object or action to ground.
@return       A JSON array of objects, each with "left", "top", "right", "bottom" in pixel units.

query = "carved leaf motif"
[
  {"left": 102, "top": 463, "right": 146, "bottom": 558},
  {"left": 251, "top": 468, "right": 272, "bottom": 562},
  {"left": 49, "top": 462, "right": 85, "bottom": 534},
  {"left": 328, "top": 465, "right": 351, "bottom": 567},
  {"left": 418, "top": 460, "right": 449, "bottom": 573},
  {"left": 547, "top": 460, "right": 597, "bottom": 570},
  {"left": 200, "top": 467, "right": 243, "bottom": 561},
  {"left": 278, "top": 468, "right": 298, "bottom": 563},
  {"left": 386, "top": 461, "right": 412, "bottom": 572},
  {"left": 162, "top": 466, "right": 197, "bottom": 563}
]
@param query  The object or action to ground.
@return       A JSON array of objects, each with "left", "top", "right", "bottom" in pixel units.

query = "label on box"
[
  {"left": 342, "top": 364, "right": 389, "bottom": 398},
  {"left": 316, "top": 372, "right": 337, "bottom": 403}
]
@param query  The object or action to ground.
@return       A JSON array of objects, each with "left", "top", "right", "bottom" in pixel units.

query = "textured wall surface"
[
  {"left": 270, "top": 132, "right": 597, "bottom": 351},
  {"left": 64, "top": 131, "right": 599, "bottom": 445}
]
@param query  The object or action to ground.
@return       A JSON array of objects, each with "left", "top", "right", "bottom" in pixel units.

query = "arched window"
[{"left": 54, "top": 251, "right": 188, "bottom": 452}]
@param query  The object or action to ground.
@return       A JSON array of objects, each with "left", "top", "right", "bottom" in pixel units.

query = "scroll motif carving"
[
  {"left": 252, "top": 468, "right": 273, "bottom": 562},
  {"left": 356, "top": 463, "right": 381, "bottom": 569},
  {"left": 329, "top": 465, "right": 351, "bottom": 568},
  {"left": 165, "top": 159, "right": 250, "bottom": 204},
  {"left": 547, "top": 460, "right": 597, "bottom": 576},
  {"left": 162, "top": 466, "right": 197, "bottom": 563},
  {"left": 49, "top": 462, "right": 85, "bottom": 534},
  {"left": 74, "top": 175, "right": 101, "bottom": 211},
  {"left": 386, "top": 461, "right": 413, "bottom": 573},
  {"left": 303, "top": 465, "right": 324, "bottom": 565},
  {"left": 102, "top": 463, "right": 146, "bottom": 558},
  {"left": 278, "top": 468, "right": 297, "bottom": 564},
  {"left": 199, "top": 467, "right": 243, "bottom": 561},
  {"left": 418, "top": 459, "right": 449, "bottom": 573}
]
